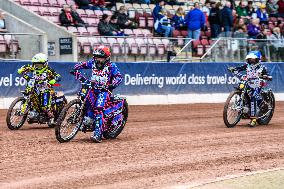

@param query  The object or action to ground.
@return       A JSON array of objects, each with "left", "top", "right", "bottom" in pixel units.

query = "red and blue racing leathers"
[{"left": 72, "top": 59, "right": 122, "bottom": 132}]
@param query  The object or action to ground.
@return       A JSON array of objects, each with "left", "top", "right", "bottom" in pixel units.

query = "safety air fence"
[{"left": 0, "top": 61, "right": 284, "bottom": 107}]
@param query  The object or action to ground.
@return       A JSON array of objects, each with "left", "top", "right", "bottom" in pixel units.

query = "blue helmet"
[{"left": 248, "top": 50, "right": 262, "bottom": 60}]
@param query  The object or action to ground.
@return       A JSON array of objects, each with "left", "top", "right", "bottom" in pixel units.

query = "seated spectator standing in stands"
[
  {"left": 247, "top": 18, "right": 261, "bottom": 39},
  {"left": 266, "top": 0, "right": 279, "bottom": 17},
  {"left": 234, "top": 18, "right": 247, "bottom": 33},
  {"left": 246, "top": 1, "right": 256, "bottom": 18},
  {"left": 278, "top": 0, "right": 284, "bottom": 18},
  {"left": 114, "top": 6, "right": 137, "bottom": 29},
  {"left": 268, "top": 27, "right": 284, "bottom": 61},
  {"left": 172, "top": 7, "right": 187, "bottom": 30},
  {"left": 74, "top": 0, "right": 97, "bottom": 10},
  {"left": 257, "top": 28, "right": 269, "bottom": 61},
  {"left": 185, "top": 2, "right": 205, "bottom": 40},
  {"left": 256, "top": 4, "right": 268, "bottom": 25},
  {"left": 221, "top": 1, "right": 233, "bottom": 37},
  {"left": 109, "top": 15, "right": 126, "bottom": 36},
  {"left": 153, "top": 0, "right": 165, "bottom": 22},
  {"left": 202, "top": 0, "right": 211, "bottom": 17},
  {"left": 92, "top": 0, "right": 108, "bottom": 10},
  {"left": 154, "top": 9, "right": 174, "bottom": 37},
  {"left": 0, "top": 11, "right": 7, "bottom": 33},
  {"left": 59, "top": 5, "right": 77, "bottom": 27},
  {"left": 209, "top": 1, "right": 222, "bottom": 38},
  {"left": 70, "top": 5, "right": 89, "bottom": 27},
  {"left": 236, "top": 1, "right": 250, "bottom": 22},
  {"left": 164, "top": 0, "right": 184, "bottom": 6},
  {"left": 98, "top": 14, "right": 123, "bottom": 36}
]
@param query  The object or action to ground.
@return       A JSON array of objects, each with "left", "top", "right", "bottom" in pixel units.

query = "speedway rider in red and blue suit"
[{"left": 71, "top": 46, "right": 122, "bottom": 143}]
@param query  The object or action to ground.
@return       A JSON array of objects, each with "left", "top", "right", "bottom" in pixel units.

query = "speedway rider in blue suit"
[
  {"left": 71, "top": 46, "right": 122, "bottom": 142},
  {"left": 229, "top": 51, "right": 271, "bottom": 127}
]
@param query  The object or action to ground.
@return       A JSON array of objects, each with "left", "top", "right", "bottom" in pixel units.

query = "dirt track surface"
[{"left": 1, "top": 102, "right": 284, "bottom": 189}]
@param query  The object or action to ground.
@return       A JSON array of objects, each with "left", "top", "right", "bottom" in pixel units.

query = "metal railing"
[
  {"left": 77, "top": 35, "right": 193, "bottom": 62},
  {"left": 172, "top": 37, "right": 284, "bottom": 63},
  {"left": 0, "top": 33, "right": 43, "bottom": 60}
]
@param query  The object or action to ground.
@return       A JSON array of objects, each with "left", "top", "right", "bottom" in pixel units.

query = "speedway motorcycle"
[
  {"left": 223, "top": 69, "right": 275, "bottom": 128},
  {"left": 6, "top": 74, "right": 67, "bottom": 129},
  {"left": 55, "top": 77, "right": 128, "bottom": 143}
]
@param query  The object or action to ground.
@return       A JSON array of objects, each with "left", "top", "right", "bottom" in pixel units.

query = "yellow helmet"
[{"left": 31, "top": 53, "right": 48, "bottom": 70}]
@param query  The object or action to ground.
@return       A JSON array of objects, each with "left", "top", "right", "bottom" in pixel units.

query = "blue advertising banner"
[{"left": 0, "top": 61, "right": 283, "bottom": 97}]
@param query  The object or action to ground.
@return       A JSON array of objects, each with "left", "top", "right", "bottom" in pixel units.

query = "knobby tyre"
[
  {"left": 257, "top": 91, "right": 275, "bottom": 125},
  {"left": 223, "top": 91, "right": 242, "bottom": 128},
  {"left": 6, "top": 97, "right": 28, "bottom": 130},
  {"left": 104, "top": 100, "right": 128, "bottom": 139},
  {"left": 48, "top": 97, "right": 68, "bottom": 128},
  {"left": 55, "top": 99, "right": 82, "bottom": 143}
]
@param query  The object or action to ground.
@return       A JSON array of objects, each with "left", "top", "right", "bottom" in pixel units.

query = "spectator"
[
  {"left": 109, "top": 15, "right": 125, "bottom": 36},
  {"left": 247, "top": 18, "right": 261, "bottom": 39},
  {"left": 266, "top": 0, "right": 279, "bottom": 17},
  {"left": 236, "top": 1, "right": 249, "bottom": 20},
  {"left": 114, "top": 6, "right": 137, "bottom": 29},
  {"left": 98, "top": 14, "right": 117, "bottom": 36},
  {"left": 0, "top": 11, "right": 7, "bottom": 33},
  {"left": 202, "top": 0, "right": 211, "bottom": 16},
  {"left": 234, "top": 18, "right": 247, "bottom": 33},
  {"left": 74, "top": 0, "right": 97, "bottom": 10},
  {"left": 268, "top": 27, "right": 284, "bottom": 60},
  {"left": 59, "top": 5, "right": 77, "bottom": 27},
  {"left": 246, "top": 1, "right": 256, "bottom": 17},
  {"left": 105, "top": 0, "right": 116, "bottom": 10},
  {"left": 172, "top": 7, "right": 186, "bottom": 30},
  {"left": 256, "top": 4, "right": 268, "bottom": 25},
  {"left": 209, "top": 1, "right": 222, "bottom": 38},
  {"left": 70, "top": 5, "right": 89, "bottom": 27},
  {"left": 154, "top": 8, "right": 174, "bottom": 37},
  {"left": 164, "top": 0, "right": 184, "bottom": 6},
  {"left": 92, "top": 0, "right": 108, "bottom": 10},
  {"left": 221, "top": 1, "right": 234, "bottom": 37},
  {"left": 278, "top": 0, "right": 284, "bottom": 18},
  {"left": 185, "top": 2, "right": 205, "bottom": 40},
  {"left": 234, "top": 27, "right": 248, "bottom": 38},
  {"left": 153, "top": 0, "right": 165, "bottom": 22}
]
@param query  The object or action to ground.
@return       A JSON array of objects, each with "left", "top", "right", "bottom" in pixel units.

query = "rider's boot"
[
  {"left": 90, "top": 116, "right": 102, "bottom": 143},
  {"left": 248, "top": 118, "right": 257, "bottom": 127}
]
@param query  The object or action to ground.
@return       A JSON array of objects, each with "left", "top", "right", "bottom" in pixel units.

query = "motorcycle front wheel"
[
  {"left": 6, "top": 97, "right": 29, "bottom": 130},
  {"left": 223, "top": 91, "right": 243, "bottom": 128},
  {"left": 55, "top": 99, "right": 82, "bottom": 143}
]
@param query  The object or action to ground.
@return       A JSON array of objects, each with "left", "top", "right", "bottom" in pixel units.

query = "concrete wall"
[
  {"left": 2, "top": 10, "right": 47, "bottom": 60},
  {"left": 0, "top": 0, "right": 78, "bottom": 62}
]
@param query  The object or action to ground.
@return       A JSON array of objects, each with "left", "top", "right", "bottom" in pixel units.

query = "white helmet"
[
  {"left": 245, "top": 53, "right": 259, "bottom": 69},
  {"left": 245, "top": 53, "right": 258, "bottom": 60},
  {"left": 31, "top": 53, "right": 48, "bottom": 70}
]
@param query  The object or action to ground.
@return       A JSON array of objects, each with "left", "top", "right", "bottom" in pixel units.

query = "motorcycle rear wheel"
[
  {"left": 257, "top": 91, "right": 275, "bottom": 125},
  {"left": 103, "top": 100, "right": 128, "bottom": 139}
]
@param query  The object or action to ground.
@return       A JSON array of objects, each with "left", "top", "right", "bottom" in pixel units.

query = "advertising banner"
[{"left": 0, "top": 61, "right": 283, "bottom": 97}]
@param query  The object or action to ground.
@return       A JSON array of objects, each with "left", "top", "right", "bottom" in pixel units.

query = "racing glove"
[{"left": 49, "top": 79, "right": 56, "bottom": 85}]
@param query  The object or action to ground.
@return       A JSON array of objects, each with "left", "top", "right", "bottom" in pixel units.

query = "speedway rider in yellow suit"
[{"left": 17, "top": 53, "right": 61, "bottom": 123}]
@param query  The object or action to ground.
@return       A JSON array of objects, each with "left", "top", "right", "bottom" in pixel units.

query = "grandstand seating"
[
  {"left": 0, "top": 34, "right": 20, "bottom": 56},
  {"left": 7, "top": 0, "right": 283, "bottom": 60}
]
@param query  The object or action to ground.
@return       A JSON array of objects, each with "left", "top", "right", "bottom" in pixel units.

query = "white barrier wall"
[{"left": 1, "top": 93, "right": 284, "bottom": 109}]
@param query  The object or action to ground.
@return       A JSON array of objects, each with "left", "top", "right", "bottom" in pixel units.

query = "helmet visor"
[
  {"left": 33, "top": 62, "right": 44, "bottom": 69},
  {"left": 247, "top": 58, "right": 257, "bottom": 65}
]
